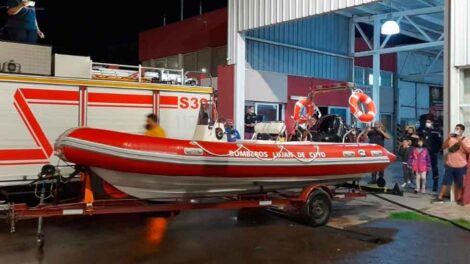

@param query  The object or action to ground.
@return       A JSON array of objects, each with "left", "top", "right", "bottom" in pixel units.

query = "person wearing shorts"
[{"left": 432, "top": 124, "right": 470, "bottom": 204}]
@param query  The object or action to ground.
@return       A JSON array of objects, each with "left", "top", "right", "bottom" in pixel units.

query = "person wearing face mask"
[
  {"left": 432, "top": 124, "right": 470, "bottom": 204},
  {"left": 417, "top": 119, "right": 443, "bottom": 191},
  {"left": 408, "top": 138, "right": 431, "bottom": 194},
  {"left": 404, "top": 126, "right": 419, "bottom": 146},
  {"left": 144, "top": 113, "right": 166, "bottom": 138}
]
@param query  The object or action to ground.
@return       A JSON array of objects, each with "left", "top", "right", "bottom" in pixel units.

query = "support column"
[
  {"left": 373, "top": 17, "right": 381, "bottom": 120},
  {"left": 234, "top": 32, "right": 246, "bottom": 138},
  {"left": 349, "top": 18, "right": 356, "bottom": 81}
]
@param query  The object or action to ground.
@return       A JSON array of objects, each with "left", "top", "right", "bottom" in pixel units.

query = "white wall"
[{"left": 245, "top": 69, "right": 287, "bottom": 103}]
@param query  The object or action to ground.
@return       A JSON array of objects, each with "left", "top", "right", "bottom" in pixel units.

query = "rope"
[
  {"left": 191, "top": 141, "right": 245, "bottom": 157},
  {"left": 192, "top": 141, "right": 322, "bottom": 163}
]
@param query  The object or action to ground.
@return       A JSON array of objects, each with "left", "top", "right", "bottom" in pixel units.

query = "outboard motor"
[{"left": 310, "top": 115, "right": 345, "bottom": 142}]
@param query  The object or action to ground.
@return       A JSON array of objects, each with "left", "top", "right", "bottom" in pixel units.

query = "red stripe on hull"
[
  {"left": 62, "top": 146, "right": 388, "bottom": 177},
  {"left": 59, "top": 128, "right": 395, "bottom": 178}
]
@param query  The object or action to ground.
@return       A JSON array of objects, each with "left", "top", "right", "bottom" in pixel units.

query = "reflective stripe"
[{"left": 364, "top": 97, "right": 372, "bottom": 105}]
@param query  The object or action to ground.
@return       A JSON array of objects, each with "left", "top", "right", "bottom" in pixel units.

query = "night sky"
[{"left": 0, "top": 0, "right": 227, "bottom": 64}]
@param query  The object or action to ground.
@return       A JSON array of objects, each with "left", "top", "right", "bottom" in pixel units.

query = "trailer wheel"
[
  {"left": 37, "top": 233, "right": 44, "bottom": 249},
  {"left": 377, "top": 177, "right": 386, "bottom": 188},
  {"left": 301, "top": 189, "right": 331, "bottom": 227}
]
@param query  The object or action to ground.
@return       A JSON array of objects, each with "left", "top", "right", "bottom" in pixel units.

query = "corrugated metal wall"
[
  {"left": 228, "top": 0, "right": 380, "bottom": 64},
  {"left": 245, "top": 14, "right": 352, "bottom": 81},
  {"left": 452, "top": 0, "right": 470, "bottom": 67}
]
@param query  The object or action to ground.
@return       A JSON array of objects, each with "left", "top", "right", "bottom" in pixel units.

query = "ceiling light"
[{"left": 381, "top": 20, "right": 400, "bottom": 35}]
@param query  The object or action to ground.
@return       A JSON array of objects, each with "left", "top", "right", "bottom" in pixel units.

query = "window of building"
[
  {"left": 329, "top": 107, "right": 350, "bottom": 124},
  {"left": 255, "top": 103, "right": 282, "bottom": 122}
]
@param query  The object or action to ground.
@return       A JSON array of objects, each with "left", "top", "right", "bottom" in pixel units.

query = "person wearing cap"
[{"left": 225, "top": 119, "right": 240, "bottom": 142}]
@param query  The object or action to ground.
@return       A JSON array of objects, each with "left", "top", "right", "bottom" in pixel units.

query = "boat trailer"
[{"left": 0, "top": 168, "right": 367, "bottom": 248}]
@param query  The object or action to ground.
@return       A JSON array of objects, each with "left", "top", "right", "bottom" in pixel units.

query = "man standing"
[
  {"left": 244, "top": 106, "right": 257, "bottom": 140},
  {"left": 7, "top": 0, "right": 45, "bottom": 43},
  {"left": 433, "top": 124, "right": 470, "bottom": 204},
  {"left": 144, "top": 113, "right": 166, "bottom": 138},
  {"left": 365, "top": 121, "right": 391, "bottom": 184},
  {"left": 417, "top": 119, "right": 442, "bottom": 192}
]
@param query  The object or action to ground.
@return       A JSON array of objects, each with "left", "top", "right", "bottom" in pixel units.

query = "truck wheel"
[{"left": 301, "top": 189, "right": 331, "bottom": 227}]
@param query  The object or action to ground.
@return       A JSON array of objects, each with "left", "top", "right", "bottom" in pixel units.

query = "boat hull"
[
  {"left": 92, "top": 167, "right": 364, "bottom": 199},
  {"left": 55, "top": 127, "right": 395, "bottom": 199}
]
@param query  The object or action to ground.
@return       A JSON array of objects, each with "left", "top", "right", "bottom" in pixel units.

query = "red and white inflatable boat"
[{"left": 55, "top": 127, "right": 395, "bottom": 200}]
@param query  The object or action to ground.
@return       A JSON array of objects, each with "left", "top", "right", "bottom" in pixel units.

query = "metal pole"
[
  {"left": 234, "top": 32, "right": 246, "bottom": 138},
  {"left": 181, "top": 0, "right": 184, "bottom": 21},
  {"left": 373, "top": 16, "right": 381, "bottom": 120},
  {"left": 199, "top": 0, "right": 203, "bottom": 15}
]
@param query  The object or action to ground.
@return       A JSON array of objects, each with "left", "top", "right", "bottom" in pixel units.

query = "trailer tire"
[
  {"left": 301, "top": 189, "right": 331, "bottom": 227},
  {"left": 377, "top": 177, "right": 386, "bottom": 188}
]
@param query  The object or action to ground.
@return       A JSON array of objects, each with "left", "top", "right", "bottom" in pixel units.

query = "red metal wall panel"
[
  {"left": 139, "top": 8, "right": 228, "bottom": 62},
  {"left": 286, "top": 76, "right": 350, "bottom": 133},
  {"left": 216, "top": 64, "right": 234, "bottom": 120},
  {"left": 354, "top": 38, "right": 397, "bottom": 72}
]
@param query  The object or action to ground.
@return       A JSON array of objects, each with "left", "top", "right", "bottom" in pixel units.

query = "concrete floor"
[
  {"left": 0, "top": 208, "right": 469, "bottom": 264},
  {"left": 1, "top": 158, "right": 469, "bottom": 263}
]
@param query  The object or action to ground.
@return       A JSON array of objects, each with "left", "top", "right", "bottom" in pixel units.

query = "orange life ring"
[
  {"left": 293, "top": 98, "right": 315, "bottom": 124},
  {"left": 349, "top": 93, "right": 376, "bottom": 123}
]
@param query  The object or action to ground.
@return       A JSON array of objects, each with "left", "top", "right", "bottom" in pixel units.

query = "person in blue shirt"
[
  {"left": 225, "top": 119, "right": 241, "bottom": 142},
  {"left": 7, "top": 0, "right": 45, "bottom": 43}
]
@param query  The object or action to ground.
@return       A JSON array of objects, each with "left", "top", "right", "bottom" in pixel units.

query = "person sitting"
[
  {"left": 144, "top": 113, "right": 166, "bottom": 138},
  {"left": 224, "top": 119, "right": 240, "bottom": 142}
]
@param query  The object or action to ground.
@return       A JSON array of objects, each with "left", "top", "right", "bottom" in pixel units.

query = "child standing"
[
  {"left": 398, "top": 138, "right": 413, "bottom": 188},
  {"left": 408, "top": 138, "right": 431, "bottom": 194}
]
